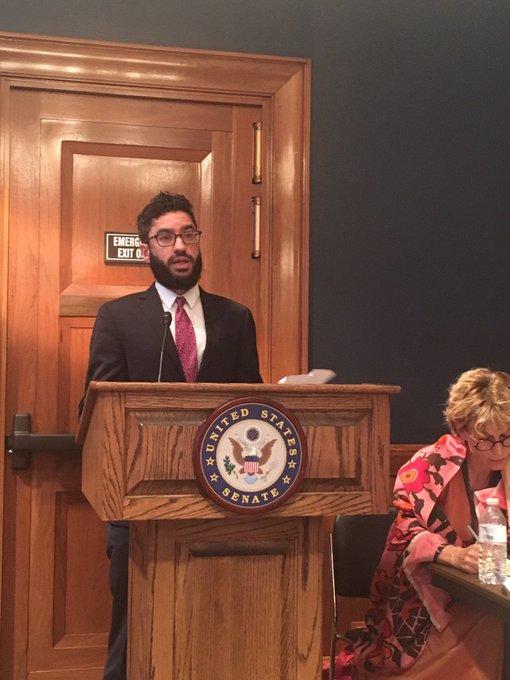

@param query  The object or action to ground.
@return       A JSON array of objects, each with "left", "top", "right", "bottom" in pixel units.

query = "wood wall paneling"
[{"left": 0, "top": 30, "right": 307, "bottom": 678}]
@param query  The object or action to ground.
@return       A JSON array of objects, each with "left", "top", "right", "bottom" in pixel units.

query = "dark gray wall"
[
  {"left": 2, "top": 1, "right": 509, "bottom": 442},
  {"left": 309, "top": 2, "right": 510, "bottom": 441}
]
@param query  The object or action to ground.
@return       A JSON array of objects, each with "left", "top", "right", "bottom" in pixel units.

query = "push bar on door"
[{"left": 5, "top": 413, "right": 81, "bottom": 470}]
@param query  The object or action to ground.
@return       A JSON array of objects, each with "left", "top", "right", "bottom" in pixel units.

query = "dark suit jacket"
[{"left": 83, "top": 283, "right": 262, "bottom": 392}]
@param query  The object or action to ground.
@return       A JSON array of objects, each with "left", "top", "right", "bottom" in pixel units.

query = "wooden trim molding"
[
  {"left": 0, "top": 77, "right": 9, "bottom": 647},
  {"left": 0, "top": 31, "right": 308, "bottom": 94}
]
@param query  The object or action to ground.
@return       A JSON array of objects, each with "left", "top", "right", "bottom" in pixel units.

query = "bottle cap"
[{"left": 486, "top": 497, "right": 500, "bottom": 506}]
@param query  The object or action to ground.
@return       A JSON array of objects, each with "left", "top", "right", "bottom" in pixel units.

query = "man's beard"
[{"left": 148, "top": 250, "right": 202, "bottom": 292}]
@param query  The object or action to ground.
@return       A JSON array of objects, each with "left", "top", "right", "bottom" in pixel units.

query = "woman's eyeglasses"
[{"left": 466, "top": 433, "right": 510, "bottom": 451}]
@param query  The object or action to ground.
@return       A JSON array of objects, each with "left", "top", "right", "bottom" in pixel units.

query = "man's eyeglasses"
[
  {"left": 466, "top": 433, "right": 510, "bottom": 451},
  {"left": 148, "top": 230, "right": 202, "bottom": 247}
]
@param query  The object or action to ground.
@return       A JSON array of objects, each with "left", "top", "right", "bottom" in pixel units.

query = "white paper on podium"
[{"left": 277, "top": 368, "right": 336, "bottom": 385}]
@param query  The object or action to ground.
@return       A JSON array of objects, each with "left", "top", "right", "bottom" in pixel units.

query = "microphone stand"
[{"left": 157, "top": 311, "right": 172, "bottom": 382}]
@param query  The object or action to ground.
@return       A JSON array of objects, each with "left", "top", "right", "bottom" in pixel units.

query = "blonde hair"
[{"left": 444, "top": 368, "right": 510, "bottom": 436}]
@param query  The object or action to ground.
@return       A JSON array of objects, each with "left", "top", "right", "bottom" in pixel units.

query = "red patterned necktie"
[{"left": 174, "top": 296, "right": 198, "bottom": 382}]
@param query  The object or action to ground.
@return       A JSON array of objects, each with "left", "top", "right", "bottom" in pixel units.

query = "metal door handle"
[
  {"left": 252, "top": 196, "right": 261, "bottom": 259},
  {"left": 5, "top": 413, "right": 81, "bottom": 470}
]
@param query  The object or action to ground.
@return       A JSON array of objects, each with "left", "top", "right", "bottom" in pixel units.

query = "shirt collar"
[{"left": 155, "top": 281, "right": 200, "bottom": 311}]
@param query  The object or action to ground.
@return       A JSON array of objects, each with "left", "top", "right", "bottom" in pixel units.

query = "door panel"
[
  {"left": 28, "top": 462, "right": 109, "bottom": 670},
  {"left": 57, "top": 318, "right": 94, "bottom": 433},
  {"left": 5, "top": 86, "right": 264, "bottom": 677}
]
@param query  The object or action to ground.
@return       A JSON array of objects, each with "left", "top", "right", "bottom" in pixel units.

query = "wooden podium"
[{"left": 77, "top": 381, "right": 399, "bottom": 680}]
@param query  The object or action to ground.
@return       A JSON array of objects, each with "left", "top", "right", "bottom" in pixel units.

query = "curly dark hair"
[{"left": 137, "top": 192, "right": 196, "bottom": 243}]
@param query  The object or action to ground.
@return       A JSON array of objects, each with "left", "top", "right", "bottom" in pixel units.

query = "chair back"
[{"left": 332, "top": 512, "right": 395, "bottom": 598}]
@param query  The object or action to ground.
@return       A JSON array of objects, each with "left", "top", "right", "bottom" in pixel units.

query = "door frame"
[{"left": 0, "top": 30, "right": 310, "bottom": 663}]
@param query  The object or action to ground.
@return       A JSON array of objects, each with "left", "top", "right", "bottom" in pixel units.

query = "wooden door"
[{"left": 0, "top": 35, "right": 310, "bottom": 679}]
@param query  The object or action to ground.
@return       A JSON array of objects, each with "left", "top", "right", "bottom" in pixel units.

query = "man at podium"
[{"left": 81, "top": 191, "right": 262, "bottom": 680}]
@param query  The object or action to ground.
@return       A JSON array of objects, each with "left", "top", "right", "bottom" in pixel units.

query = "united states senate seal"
[{"left": 193, "top": 398, "right": 307, "bottom": 514}]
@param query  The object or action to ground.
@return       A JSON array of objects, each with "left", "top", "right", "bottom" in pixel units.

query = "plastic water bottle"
[{"left": 478, "top": 497, "right": 507, "bottom": 585}]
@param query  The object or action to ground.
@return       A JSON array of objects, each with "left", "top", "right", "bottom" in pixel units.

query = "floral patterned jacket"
[{"left": 346, "top": 434, "right": 506, "bottom": 675}]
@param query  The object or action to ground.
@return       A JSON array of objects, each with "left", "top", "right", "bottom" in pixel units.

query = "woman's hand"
[{"left": 436, "top": 543, "right": 479, "bottom": 573}]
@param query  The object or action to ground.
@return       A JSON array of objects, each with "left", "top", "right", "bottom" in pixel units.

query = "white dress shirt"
[{"left": 155, "top": 282, "right": 206, "bottom": 367}]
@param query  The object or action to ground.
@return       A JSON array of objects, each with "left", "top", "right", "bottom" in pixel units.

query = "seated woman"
[{"left": 331, "top": 368, "right": 509, "bottom": 679}]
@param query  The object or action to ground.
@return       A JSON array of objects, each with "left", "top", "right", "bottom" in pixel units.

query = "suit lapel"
[
  {"left": 198, "top": 289, "right": 222, "bottom": 379},
  {"left": 137, "top": 284, "right": 184, "bottom": 378}
]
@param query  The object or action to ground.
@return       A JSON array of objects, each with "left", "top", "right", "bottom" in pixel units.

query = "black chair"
[{"left": 328, "top": 511, "right": 395, "bottom": 680}]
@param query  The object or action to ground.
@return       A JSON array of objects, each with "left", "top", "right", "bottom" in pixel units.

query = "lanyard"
[
  {"left": 461, "top": 461, "right": 479, "bottom": 534},
  {"left": 461, "top": 461, "right": 501, "bottom": 535}
]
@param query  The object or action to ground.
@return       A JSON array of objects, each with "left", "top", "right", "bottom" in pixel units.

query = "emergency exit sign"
[{"left": 104, "top": 232, "right": 146, "bottom": 264}]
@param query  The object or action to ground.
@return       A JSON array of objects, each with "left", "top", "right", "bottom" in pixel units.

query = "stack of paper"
[{"left": 277, "top": 369, "right": 336, "bottom": 385}]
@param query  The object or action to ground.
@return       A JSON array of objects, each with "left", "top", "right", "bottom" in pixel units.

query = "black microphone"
[{"left": 157, "top": 311, "right": 172, "bottom": 382}]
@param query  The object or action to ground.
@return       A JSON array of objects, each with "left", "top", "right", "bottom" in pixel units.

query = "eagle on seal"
[{"left": 229, "top": 437, "right": 276, "bottom": 475}]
